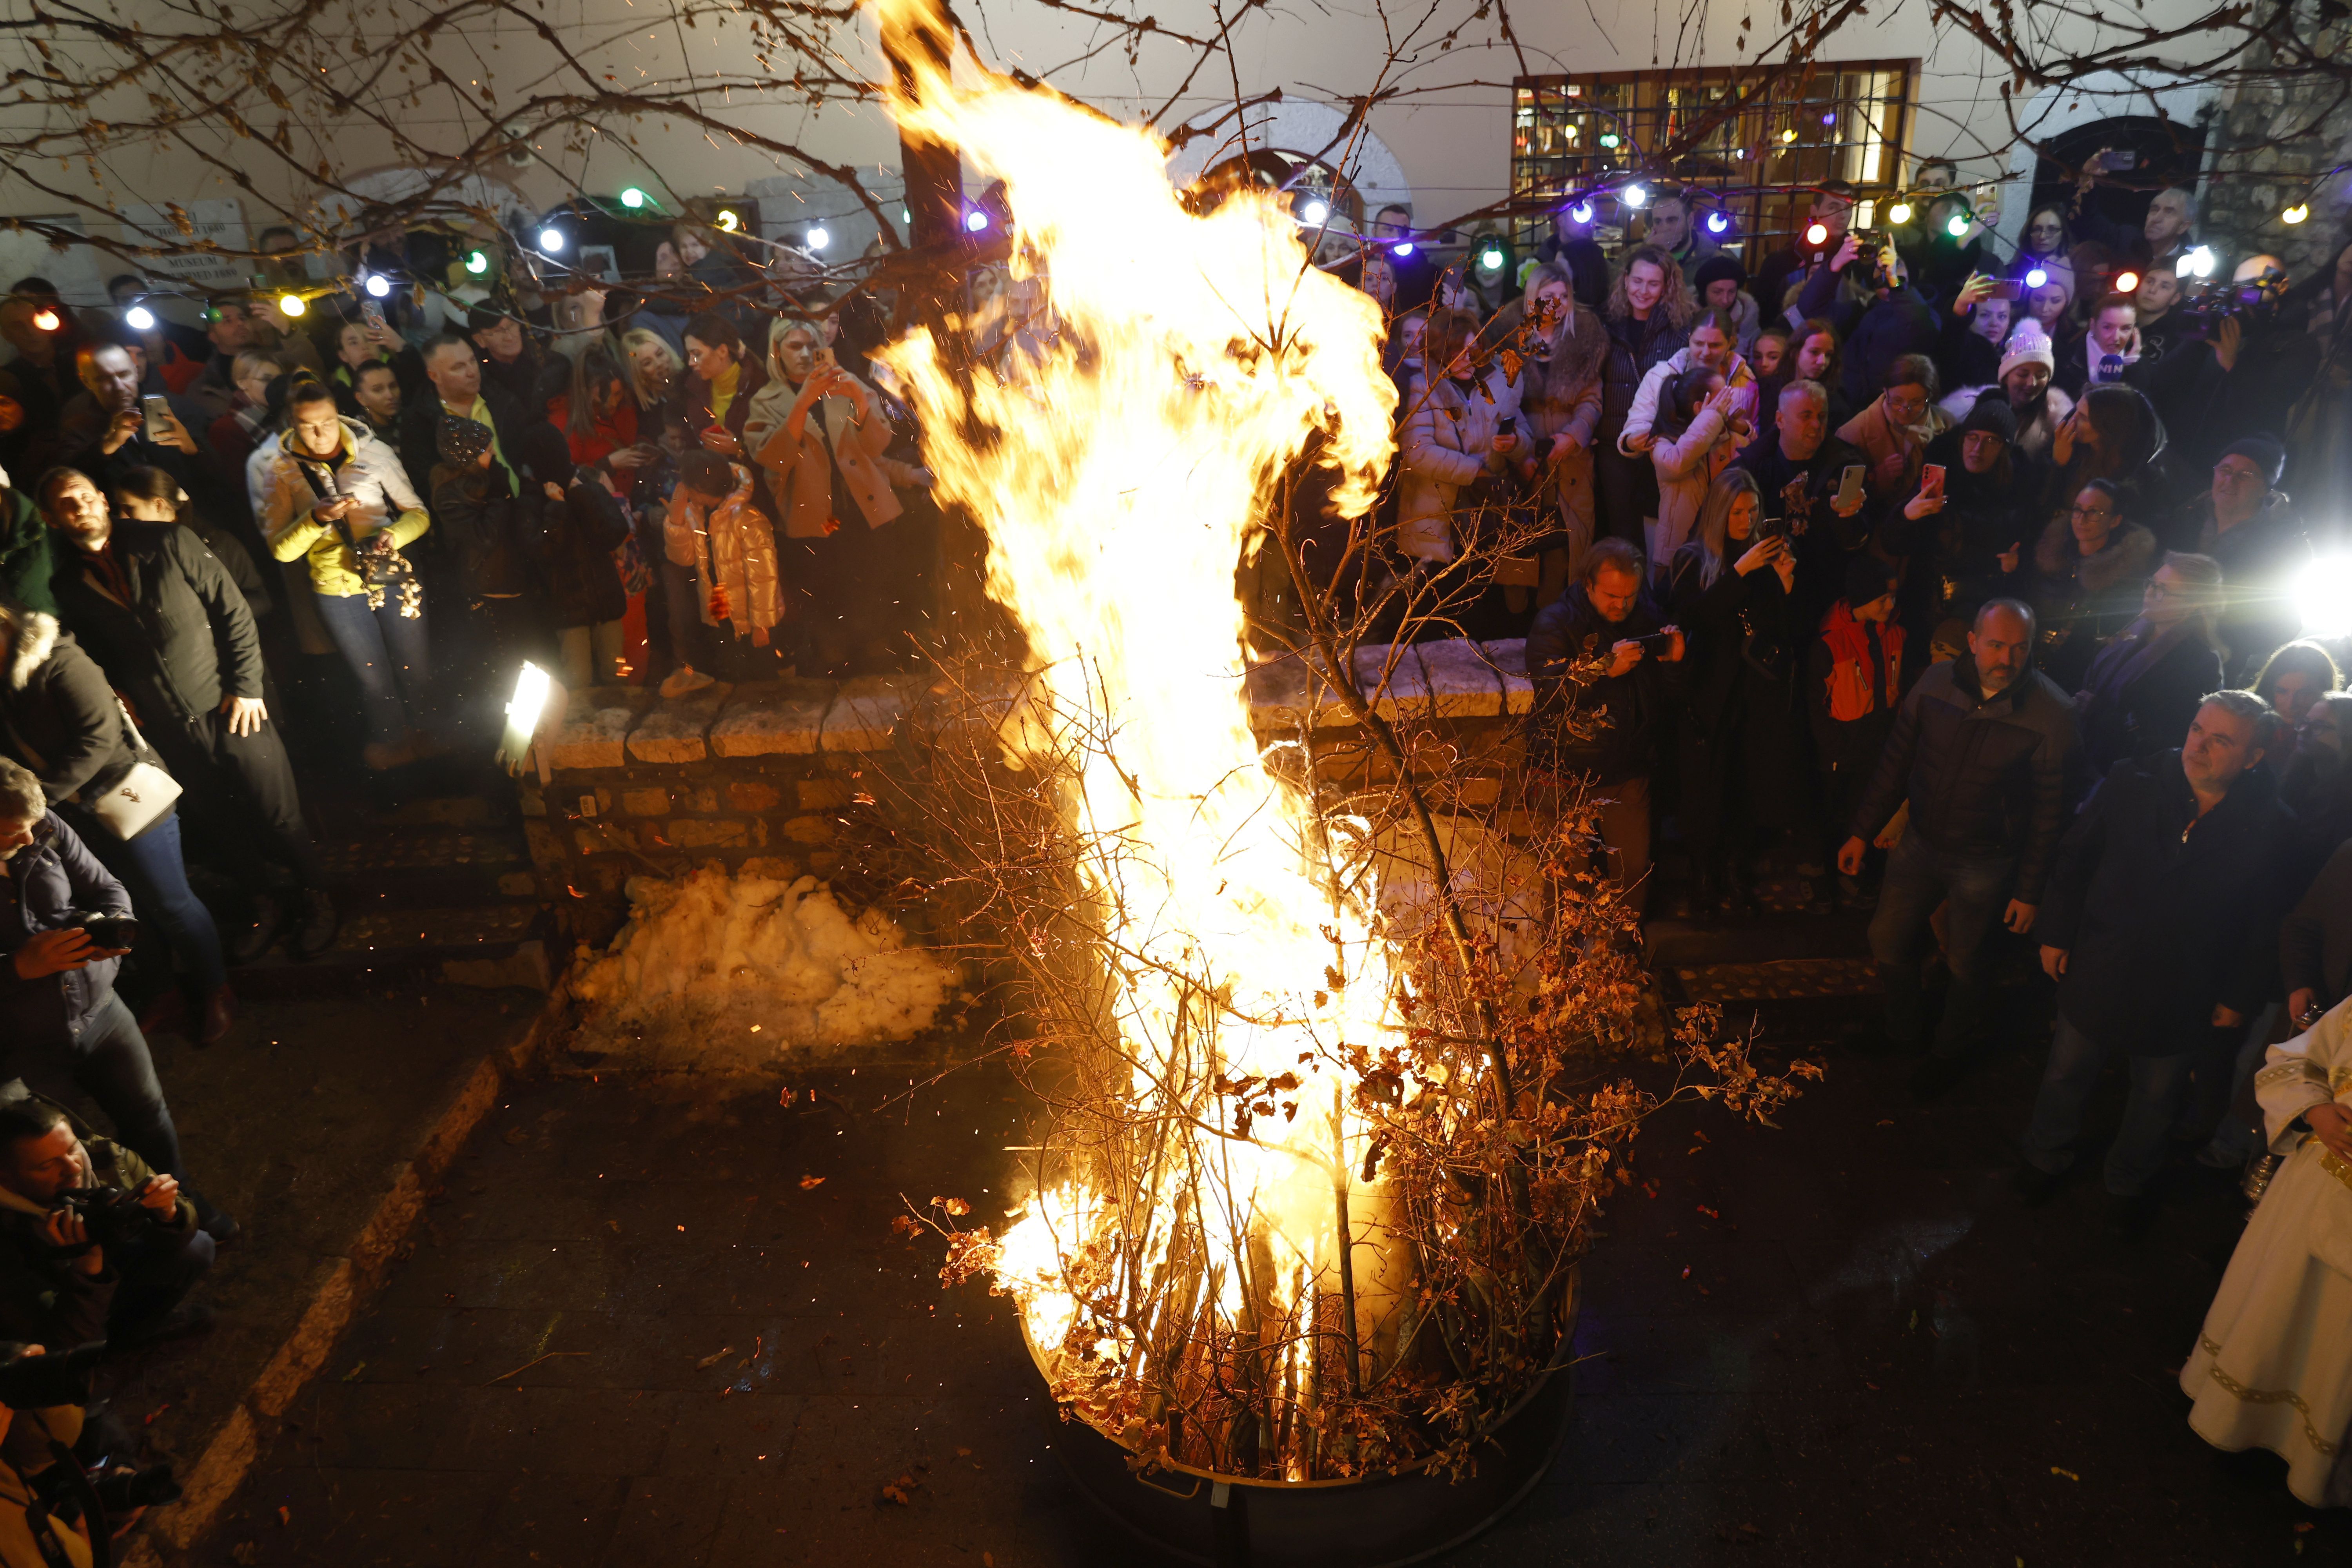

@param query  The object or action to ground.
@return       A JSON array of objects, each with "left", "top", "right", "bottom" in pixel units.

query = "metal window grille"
[{"left": 1511, "top": 62, "right": 1916, "bottom": 268}]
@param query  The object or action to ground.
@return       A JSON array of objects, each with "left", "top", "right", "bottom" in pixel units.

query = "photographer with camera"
[
  {"left": 0, "top": 1095, "right": 209, "bottom": 1354},
  {"left": 1755, "top": 182, "right": 1856, "bottom": 324},
  {"left": 0, "top": 758, "right": 231, "bottom": 1254}
]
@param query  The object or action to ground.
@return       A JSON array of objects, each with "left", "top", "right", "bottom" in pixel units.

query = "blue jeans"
[
  {"left": 2020, "top": 1014, "right": 2193, "bottom": 1196},
  {"left": 313, "top": 590, "right": 432, "bottom": 748},
  {"left": 76, "top": 810, "right": 225, "bottom": 997},
  {"left": 1866, "top": 832, "right": 2015, "bottom": 1059},
  {"left": 69, "top": 991, "right": 182, "bottom": 1178}
]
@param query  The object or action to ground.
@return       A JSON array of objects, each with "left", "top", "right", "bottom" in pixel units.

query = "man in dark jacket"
[
  {"left": 1840, "top": 599, "right": 2080, "bottom": 1087},
  {"left": 1526, "top": 537, "right": 1685, "bottom": 916},
  {"left": 1730, "top": 380, "right": 1871, "bottom": 621},
  {"left": 0, "top": 764, "right": 196, "bottom": 1201},
  {"left": 2173, "top": 437, "right": 2308, "bottom": 681},
  {"left": 0, "top": 1093, "right": 212, "bottom": 1349},
  {"left": 39, "top": 468, "right": 334, "bottom": 964},
  {"left": 397, "top": 333, "right": 526, "bottom": 515},
  {"left": 2281, "top": 838, "right": 2352, "bottom": 1027},
  {"left": 0, "top": 601, "right": 232, "bottom": 1045},
  {"left": 1792, "top": 242, "right": 1940, "bottom": 409},
  {"left": 2019, "top": 691, "right": 2298, "bottom": 1235}
]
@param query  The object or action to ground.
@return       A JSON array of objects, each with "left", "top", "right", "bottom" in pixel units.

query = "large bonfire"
[{"left": 873, "top": 0, "right": 1811, "bottom": 1482}]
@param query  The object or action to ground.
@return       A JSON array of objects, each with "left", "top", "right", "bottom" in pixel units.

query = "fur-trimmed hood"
[
  {"left": 2034, "top": 511, "right": 2157, "bottom": 593},
  {"left": 0, "top": 605, "right": 57, "bottom": 693}
]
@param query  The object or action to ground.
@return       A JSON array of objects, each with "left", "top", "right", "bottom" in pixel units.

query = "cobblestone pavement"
[{"left": 178, "top": 993, "right": 2352, "bottom": 1567}]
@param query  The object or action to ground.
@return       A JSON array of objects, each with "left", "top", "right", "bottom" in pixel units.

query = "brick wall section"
[{"left": 518, "top": 640, "right": 1536, "bottom": 947}]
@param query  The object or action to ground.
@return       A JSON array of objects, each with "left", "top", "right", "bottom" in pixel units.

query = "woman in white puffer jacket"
[{"left": 1392, "top": 306, "right": 1516, "bottom": 566}]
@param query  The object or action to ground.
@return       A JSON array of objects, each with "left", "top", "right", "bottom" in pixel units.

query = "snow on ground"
[{"left": 566, "top": 862, "right": 958, "bottom": 1065}]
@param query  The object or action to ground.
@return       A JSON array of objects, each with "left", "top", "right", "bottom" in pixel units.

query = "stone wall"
[
  {"left": 517, "top": 639, "right": 1537, "bottom": 948},
  {"left": 2203, "top": 7, "right": 2352, "bottom": 278}
]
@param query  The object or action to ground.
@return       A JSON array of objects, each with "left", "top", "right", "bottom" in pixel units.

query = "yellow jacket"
[{"left": 251, "top": 417, "right": 430, "bottom": 598}]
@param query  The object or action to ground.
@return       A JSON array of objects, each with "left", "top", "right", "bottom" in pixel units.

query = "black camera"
[
  {"left": 0, "top": 1342, "right": 103, "bottom": 1409},
  {"left": 54, "top": 1185, "right": 161, "bottom": 1250},
  {"left": 62, "top": 911, "right": 136, "bottom": 951},
  {"left": 2183, "top": 268, "right": 2289, "bottom": 323}
]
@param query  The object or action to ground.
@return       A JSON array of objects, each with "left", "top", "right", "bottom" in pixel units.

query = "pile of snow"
[{"left": 566, "top": 862, "right": 958, "bottom": 1065}]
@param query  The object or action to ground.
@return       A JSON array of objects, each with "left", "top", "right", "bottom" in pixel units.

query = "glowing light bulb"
[
  {"left": 1780, "top": 128, "right": 1798, "bottom": 144},
  {"left": 124, "top": 305, "right": 155, "bottom": 331},
  {"left": 901, "top": 209, "right": 912, "bottom": 224},
  {"left": 1598, "top": 132, "right": 1620, "bottom": 149},
  {"left": 1705, "top": 212, "right": 1730, "bottom": 235},
  {"left": 714, "top": 209, "right": 741, "bottom": 233},
  {"left": 364, "top": 272, "right": 391, "bottom": 298},
  {"left": 2296, "top": 554, "right": 2352, "bottom": 638},
  {"left": 1569, "top": 201, "right": 1595, "bottom": 225},
  {"left": 1947, "top": 213, "right": 1971, "bottom": 238},
  {"left": 965, "top": 210, "right": 990, "bottom": 233},
  {"left": 539, "top": 227, "right": 566, "bottom": 253},
  {"left": 2283, "top": 203, "right": 2310, "bottom": 225},
  {"left": 620, "top": 187, "right": 647, "bottom": 210},
  {"left": 466, "top": 250, "right": 490, "bottom": 275},
  {"left": 278, "top": 292, "right": 306, "bottom": 318},
  {"left": 2114, "top": 270, "right": 2141, "bottom": 295},
  {"left": 2185, "top": 245, "right": 2216, "bottom": 279},
  {"left": 1299, "top": 200, "right": 1330, "bottom": 227},
  {"left": 1478, "top": 245, "right": 1505, "bottom": 272},
  {"left": 1887, "top": 201, "right": 1913, "bottom": 225},
  {"left": 2025, "top": 267, "right": 2049, "bottom": 289},
  {"left": 28, "top": 308, "right": 59, "bottom": 333},
  {"left": 806, "top": 226, "right": 830, "bottom": 251},
  {"left": 1622, "top": 184, "right": 1648, "bottom": 209},
  {"left": 1805, "top": 222, "right": 1829, "bottom": 246},
  {"left": 1392, "top": 241, "right": 1415, "bottom": 258}
]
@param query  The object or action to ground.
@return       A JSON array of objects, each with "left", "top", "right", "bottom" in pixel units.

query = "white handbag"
[
  {"left": 85, "top": 704, "right": 180, "bottom": 841},
  {"left": 19, "top": 702, "right": 181, "bottom": 842}
]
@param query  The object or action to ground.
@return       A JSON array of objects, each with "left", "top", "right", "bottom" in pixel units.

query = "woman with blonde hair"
[
  {"left": 1665, "top": 468, "right": 1806, "bottom": 911},
  {"left": 617, "top": 327, "right": 682, "bottom": 417},
  {"left": 744, "top": 315, "right": 904, "bottom": 676}
]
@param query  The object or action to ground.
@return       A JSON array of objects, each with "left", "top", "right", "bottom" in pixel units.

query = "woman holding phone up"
[{"left": 1667, "top": 469, "right": 1807, "bottom": 913}]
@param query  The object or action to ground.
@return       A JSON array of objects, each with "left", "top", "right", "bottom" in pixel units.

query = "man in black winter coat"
[
  {"left": 1730, "top": 381, "right": 1871, "bottom": 622},
  {"left": 39, "top": 468, "right": 334, "bottom": 963},
  {"left": 2018, "top": 691, "right": 2299, "bottom": 1235},
  {"left": 1525, "top": 537, "right": 1686, "bottom": 916},
  {"left": 1840, "top": 599, "right": 2080, "bottom": 1085},
  {"left": 396, "top": 334, "right": 528, "bottom": 516}
]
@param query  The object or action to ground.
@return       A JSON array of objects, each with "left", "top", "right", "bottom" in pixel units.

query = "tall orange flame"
[{"left": 872, "top": 0, "right": 1410, "bottom": 1458}]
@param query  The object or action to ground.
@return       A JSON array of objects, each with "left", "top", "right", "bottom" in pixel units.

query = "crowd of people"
[
  {"left": 1343, "top": 171, "right": 2352, "bottom": 1506},
  {"left": 0, "top": 163, "right": 2338, "bottom": 1534}
]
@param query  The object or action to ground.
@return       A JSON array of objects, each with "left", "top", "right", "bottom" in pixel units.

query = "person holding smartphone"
[
  {"left": 1525, "top": 537, "right": 1686, "bottom": 918},
  {"left": 0, "top": 753, "right": 218, "bottom": 1234}
]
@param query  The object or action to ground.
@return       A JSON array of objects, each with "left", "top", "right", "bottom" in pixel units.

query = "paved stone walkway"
[{"left": 177, "top": 993, "right": 2352, "bottom": 1567}]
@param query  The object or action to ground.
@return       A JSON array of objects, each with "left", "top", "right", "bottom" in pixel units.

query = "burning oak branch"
[{"left": 871, "top": 0, "right": 1818, "bottom": 1483}]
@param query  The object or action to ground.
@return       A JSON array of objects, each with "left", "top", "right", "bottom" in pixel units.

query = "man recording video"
[{"left": 0, "top": 1096, "right": 211, "bottom": 1354}]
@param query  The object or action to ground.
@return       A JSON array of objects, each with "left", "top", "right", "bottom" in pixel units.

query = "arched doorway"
[
  {"left": 2027, "top": 116, "right": 2209, "bottom": 244},
  {"left": 1994, "top": 71, "right": 2218, "bottom": 257}
]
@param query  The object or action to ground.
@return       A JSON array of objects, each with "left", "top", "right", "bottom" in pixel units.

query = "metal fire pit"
[{"left": 1032, "top": 1272, "right": 1579, "bottom": 1568}]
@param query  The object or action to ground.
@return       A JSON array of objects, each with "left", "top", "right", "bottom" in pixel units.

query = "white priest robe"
[{"left": 2183, "top": 998, "right": 2352, "bottom": 1506}]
